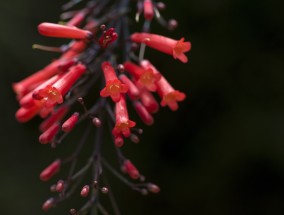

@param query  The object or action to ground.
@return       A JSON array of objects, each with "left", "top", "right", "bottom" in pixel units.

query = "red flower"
[
  {"left": 39, "top": 106, "right": 69, "bottom": 132},
  {"left": 124, "top": 61, "right": 161, "bottom": 91},
  {"left": 119, "top": 74, "right": 140, "bottom": 100},
  {"left": 15, "top": 102, "right": 42, "bottom": 123},
  {"left": 34, "top": 63, "right": 86, "bottom": 108},
  {"left": 131, "top": 33, "right": 191, "bottom": 63},
  {"left": 112, "top": 96, "right": 136, "bottom": 138},
  {"left": 38, "top": 22, "right": 92, "bottom": 39},
  {"left": 133, "top": 101, "right": 154, "bottom": 125},
  {"left": 100, "top": 62, "right": 128, "bottom": 102},
  {"left": 141, "top": 60, "right": 186, "bottom": 111},
  {"left": 139, "top": 87, "right": 159, "bottom": 113}
]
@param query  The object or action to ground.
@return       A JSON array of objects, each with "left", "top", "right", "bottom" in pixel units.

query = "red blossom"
[
  {"left": 131, "top": 32, "right": 191, "bottom": 63},
  {"left": 38, "top": 22, "right": 92, "bottom": 39},
  {"left": 139, "top": 87, "right": 159, "bottom": 113},
  {"left": 39, "top": 106, "right": 69, "bottom": 132},
  {"left": 100, "top": 62, "right": 128, "bottom": 102},
  {"left": 124, "top": 61, "right": 161, "bottom": 91},
  {"left": 119, "top": 74, "right": 140, "bottom": 100},
  {"left": 141, "top": 59, "right": 186, "bottom": 111},
  {"left": 112, "top": 96, "right": 136, "bottom": 138},
  {"left": 34, "top": 63, "right": 86, "bottom": 108},
  {"left": 133, "top": 101, "right": 154, "bottom": 125}
]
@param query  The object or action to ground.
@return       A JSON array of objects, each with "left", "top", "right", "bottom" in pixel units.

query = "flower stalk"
[{"left": 13, "top": 0, "right": 191, "bottom": 213}]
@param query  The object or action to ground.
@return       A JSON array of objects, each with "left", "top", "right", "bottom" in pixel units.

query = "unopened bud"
[
  {"left": 101, "top": 187, "right": 109, "bottom": 194},
  {"left": 156, "top": 2, "right": 166, "bottom": 10},
  {"left": 117, "top": 64, "right": 125, "bottom": 72},
  {"left": 40, "top": 159, "right": 61, "bottom": 181},
  {"left": 137, "top": 128, "right": 143, "bottom": 134},
  {"left": 56, "top": 180, "right": 65, "bottom": 192},
  {"left": 77, "top": 97, "right": 84, "bottom": 103},
  {"left": 141, "top": 189, "right": 148, "bottom": 196},
  {"left": 131, "top": 43, "right": 139, "bottom": 51},
  {"left": 80, "top": 185, "right": 90, "bottom": 197},
  {"left": 42, "top": 198, "right": 55, "bottom": 211},
  {"left": 93, "top": 180, "right": 99, "bottom": 188},
  {"left": 122, "top": 160, "right": 140, "bottom": 179},
  {"left": 168, "top": 19, "right": 178, "bottom": 31},
  {"left": 147, "top": 183, "right": 160, "bottom": 193},
  {"left": 144, "top": 0, "right": 154, "bottom": 21},
  {"left": 130, "top": 134, "right": 140, "bottom": 144},
  {"left": 62, "top": 112, "right": 79, "bottom": 132},
  {"left": 139, "top": 175, "right": 146, "bottom": 182},
  {"left": 50, "top": 184, "right": 57, "bottom": 192},
  {"left": 100, "top": 24, "right": 106, "bottom": 30},
  {"left": 115, "top": 135, "right": 124, "bottom": 147},
  {"left": 92, "top": 117, "right": 101, "bottom": 127},
  {"left": 69, "top": 208, "right": 77, "bottom": 215},
  {"left": 39, "top": 122, "right": 60, "bottom": 144}
]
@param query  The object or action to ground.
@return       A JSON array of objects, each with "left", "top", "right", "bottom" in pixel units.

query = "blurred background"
[{"left": 1, "top": 0, "right": 284, "bottom": 214}]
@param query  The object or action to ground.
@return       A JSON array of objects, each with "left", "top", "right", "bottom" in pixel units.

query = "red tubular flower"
[
  {"left": 139, "top": 88, "right": 159, "bottom": 113},
  {"left": 38, "top": 22, "right": 92, "bottom": 39},
  {"left": 13, "top": 60, "right": 65, "bottom": 99},
  {"left": 122, "top": 160, "right": 140, "bottom": 180},
  {"left": 39, "top": 105, "right": 56, "bottom": 119},
  {"left": 40, "top": 159, "right": 61, "bottom": 181},
  {"left": 112, "top": 96, "right": 136, "bottom": 138},
  {"left": 157, "top": 76, "right": 186, "bottom": 111},
  {"left": 34, "top": 63, "right": 87, "bottom": 108},
  {"left": 13, "top": 40, "right": 87, "bottom": 99},
  {"left": 62, "top": 112, "right": 79, "bottom": 132},
  {"left": 62, "top": 40, "right": 88, "bottom": 59},
  {"left": 20, "top": 74, "right": 62, "bottom": 108},
  {"left": 39, "top": 122, "right": 60, "bottom": 144},
  {"left": 133, "top": 101, "right": 154, "bottom": 125},
  {"left": 143, "top": 0, "right": 154, "bottom": 21},
  {"left": 140, "top": 59, "right": 186, "bottom": 111},
  {"left": 15, "top": 102, "right": 42, "bottom": 123},
  {"left": 57, "top": 58, "right": 78, "bottom": 72},
  {"left": 119, "top": 74, "right": 140, "bottom": 100},
  {"left": 123, "top": 61, "right": 161, "bottom": 91},
  {"left": 66, "top": 8, "right": 90, "bottom": 27},
  {"left": 100, "top": 62, "right": 128, "bottom": 102},
  {"left": 131, "top": 33, "right": 191, "bottom": 63},
  {"left": 39, "top": 106, "right": 69, "bottom": 132}
]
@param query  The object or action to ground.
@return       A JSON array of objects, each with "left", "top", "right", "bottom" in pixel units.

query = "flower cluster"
[{"left": 13, "top": 0, "right": 191, "bottom": 214}]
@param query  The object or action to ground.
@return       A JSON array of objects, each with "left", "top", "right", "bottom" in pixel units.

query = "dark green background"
[{"left": 1, "top": 0, "right": 284, "bottom": 214}]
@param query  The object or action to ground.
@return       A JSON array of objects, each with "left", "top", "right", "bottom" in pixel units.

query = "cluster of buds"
[{"left": 13, "top": 0, "right": 191, "bottom": 214}]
